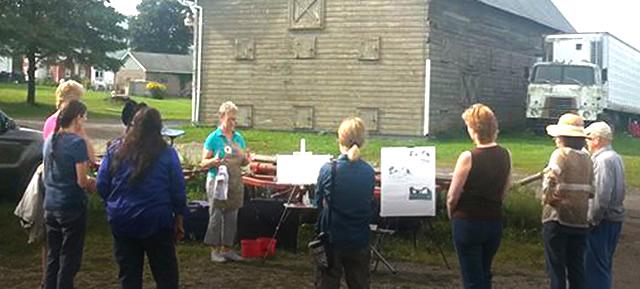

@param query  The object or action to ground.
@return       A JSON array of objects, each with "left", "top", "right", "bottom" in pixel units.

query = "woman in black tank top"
[{"left": 447, "top": 104, "right": 511, "bottom": 289}]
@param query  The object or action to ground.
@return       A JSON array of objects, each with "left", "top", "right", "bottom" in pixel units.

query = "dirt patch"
[
  {"left": 612, "top": 190, "right": 640, "bottom": 288},
  {"left": 0, "top": 250, "right": 549, "bottom": 289}
]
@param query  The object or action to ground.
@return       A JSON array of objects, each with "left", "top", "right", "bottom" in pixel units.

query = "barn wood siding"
[
  {"left": 198, "top": 0, "right": 429, "bottom": 135},
  {"left": 427, "top": 0, "right": 558, "bottom": 133}
]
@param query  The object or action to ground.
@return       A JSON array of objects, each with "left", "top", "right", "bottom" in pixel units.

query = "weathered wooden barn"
[{"left": 194, "top": 0, "right": 574, "bottom": 135}]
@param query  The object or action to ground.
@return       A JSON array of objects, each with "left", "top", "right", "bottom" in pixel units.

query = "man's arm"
[{"left": 590, "top": 158, "right": 614, "bottom": 225}]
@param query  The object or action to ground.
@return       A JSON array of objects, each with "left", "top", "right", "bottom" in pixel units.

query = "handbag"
[{"left": 308, "top": 160, "right": 337, "bottom": 269}]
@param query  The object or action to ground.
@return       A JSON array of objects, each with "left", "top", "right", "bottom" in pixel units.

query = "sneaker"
[
  {"left": 222, "top": 250, "right": 244, "bottom": 261},
  {"left": 210, "top": 251, "right": 226, "bottom": 263}
]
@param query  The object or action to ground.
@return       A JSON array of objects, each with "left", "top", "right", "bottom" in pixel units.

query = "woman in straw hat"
[{"left": 541, "top": 113, "right": 594, "bottom": 289}]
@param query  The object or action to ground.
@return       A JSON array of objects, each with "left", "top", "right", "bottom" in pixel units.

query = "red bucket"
[
  {"left": 241, "top": 239, "right": 262, "bottom": 258},
  {"left": 257, "top": 237, "right": 277, "bottom": 256}
]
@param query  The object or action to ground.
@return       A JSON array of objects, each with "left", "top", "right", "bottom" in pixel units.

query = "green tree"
[
  {"left": 129, "top": 0, "right": 192, "bottom": 55},
  {"left": 0, "top": 0, "right": 127, "bottom": 105}
]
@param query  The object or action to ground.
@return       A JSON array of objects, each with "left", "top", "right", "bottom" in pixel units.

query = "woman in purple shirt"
[{"left": 97, "top": 107, "right": 186, "bottom": 289}]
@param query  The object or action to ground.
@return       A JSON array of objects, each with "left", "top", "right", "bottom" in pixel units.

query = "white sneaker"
[
  {"left": 210, "top": 251, "right": 226, "bottom": 263},
  {"left": 222, "top": 250, "right": 244, "bottom": 261}
]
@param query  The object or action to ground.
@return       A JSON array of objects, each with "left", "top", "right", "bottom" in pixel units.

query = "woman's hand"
[
  {"left": 174, "top": 215, "right": 185, "bottom": 241},
  {"left": 86, "top": 177, "right": 97, "bottom": 194},
  {"left": 200, "top": 157, "right": 222, "bottom": 169}
]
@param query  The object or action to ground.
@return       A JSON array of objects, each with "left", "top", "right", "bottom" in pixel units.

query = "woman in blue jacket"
[
  {"left": 315, "top": 117, "right": 376, "bottom": 289},
  {"left": 97, "top": 107, "right": 186, "bottom": 289}
]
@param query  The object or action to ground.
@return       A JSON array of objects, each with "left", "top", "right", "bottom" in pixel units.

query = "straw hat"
[{"left": 546, "top": 113, "right": 587, "bottom": 138}]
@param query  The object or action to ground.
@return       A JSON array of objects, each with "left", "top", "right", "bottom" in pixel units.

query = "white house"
[
  {"left": 90, "top": 51, "right": 126, "bottom": 91},
  {"left": 90, "top": 67, "right": 115, "bottom": 91},
  {"left": 0, "top": 56, "right": 12, "bottom": 73}
]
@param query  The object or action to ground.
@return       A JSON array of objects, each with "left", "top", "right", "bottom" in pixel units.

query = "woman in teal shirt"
[{"left": 200, "top": 101, "right": 250, "bottom": 263}]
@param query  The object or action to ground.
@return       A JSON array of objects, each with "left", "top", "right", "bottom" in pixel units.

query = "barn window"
[
  {"left": 576, "top": 43, "right": 582, "bottom": 50},
  {"left": 359, "top": 37, "right": 381, "bottom": 61},
  {"left": 289, "top": 0, "right": 325, "bottom": 30},
  {"left": 235, "top": 38, "right": 255, "bottom": 60},
  {"left": 292, "top": 36, "right": 317, "bottom": 59},
  {"left": 235, "top": 105, "right": 253, "bottom": 128},
  {"left": 293, "top": 106, "right": 314, "bottom": 130},
  {"left": 358, "top": 108, "right": 379, "bottom": 132}
]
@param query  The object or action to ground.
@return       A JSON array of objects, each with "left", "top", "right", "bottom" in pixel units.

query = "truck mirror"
[
  {"left": 602, "top": 68, "right": 608, "bottom": 82},
  {"left": 524, "top": 67, "right": 530, "bottom": 81}
]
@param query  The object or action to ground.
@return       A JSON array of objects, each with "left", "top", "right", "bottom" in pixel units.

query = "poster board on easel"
[
  {"left": 380, "top": 146, "right": 436, "bottom": 217},
  {"left": 276, "top": 153, "right": 331, "bottom": 185}
]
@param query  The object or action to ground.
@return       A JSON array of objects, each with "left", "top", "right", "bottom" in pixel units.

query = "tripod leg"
[
  {"left": 371, "top": 246, "right": 398, "bottom": 274},
  {"left": 262, "top": 187, "right": 297, "bottom": 261}
]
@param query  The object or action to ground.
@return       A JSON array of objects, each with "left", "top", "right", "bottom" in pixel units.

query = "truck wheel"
[{"left": 526, "top": 119, "right": 547, "bottom": 135}]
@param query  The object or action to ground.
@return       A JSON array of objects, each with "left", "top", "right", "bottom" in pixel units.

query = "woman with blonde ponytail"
[
  {"left": 314, "top": 117, "right": 375, "bottom": 289},
  {"left": 338, "top": 117, "right": 365, "bottom": 162}
]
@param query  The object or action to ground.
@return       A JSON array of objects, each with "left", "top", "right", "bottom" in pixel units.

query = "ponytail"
[
  {"left": 338, "top": 117, "right": 366, "bottom": 162},
  {"left": 47, "top": 100, "right": 87, "bottom": 165},
  {"left": 49, "top": 119, "right": 61, "bottom": 162},
  {"left": 347, "top": 144, "right": 361, "bottom": 161}
]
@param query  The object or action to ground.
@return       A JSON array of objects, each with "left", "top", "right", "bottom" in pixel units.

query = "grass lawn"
[
  {"left": 2, "top": 82, "right": 639, "bottom": 286},
  {"left": 0, "top": 198, "right": 546, "bottom": 289},
  {"left": 0, "top": 83, "right": 191, "bottom": 120},
  {"left": 177, "top": 127, "right": 640, "bottom": 188}
]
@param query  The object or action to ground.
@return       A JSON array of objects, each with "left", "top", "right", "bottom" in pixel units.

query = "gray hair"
[{"left": 218, "top": 101, "right": 238, "bottom": 117}]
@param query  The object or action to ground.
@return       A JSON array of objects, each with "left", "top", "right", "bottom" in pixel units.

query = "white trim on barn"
[{"left": 423, "top": 59, "right": 431, "bottom": 136}]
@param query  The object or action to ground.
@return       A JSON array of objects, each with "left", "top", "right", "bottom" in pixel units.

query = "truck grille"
[{"left": 544, "top": 98, "right": 576, "bottom": 118}]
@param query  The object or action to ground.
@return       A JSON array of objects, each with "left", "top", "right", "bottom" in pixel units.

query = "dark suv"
[{"left": 0, "top": 110, "right": 43, "bottom": 199}]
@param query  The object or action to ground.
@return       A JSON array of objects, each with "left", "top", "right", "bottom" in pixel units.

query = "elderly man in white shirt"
[{"left": 584, "top": 122, "right": 626, "bottom": 289}]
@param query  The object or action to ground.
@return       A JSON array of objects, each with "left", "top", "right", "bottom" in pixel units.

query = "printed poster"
[{"left": 380, "top": 146, "right": 436, "bottom": 217}]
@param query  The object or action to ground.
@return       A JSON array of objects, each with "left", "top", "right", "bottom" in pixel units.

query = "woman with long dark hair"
[
  {"left": 97, "top": 107, "right": 186, "bottom": 289},
  {"left": 43, "top": 100, "right": 96, "bottom": 289}
]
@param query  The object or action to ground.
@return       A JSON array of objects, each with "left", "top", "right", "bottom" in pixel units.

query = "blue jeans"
[
  {"left": 44, "top": 210, "right": 87, "bottom": 289},
  {"left": 452, "top": 219, "right": 503, "bottom": 289},
  {"left": 585, "top": 221, "right": 622, "bottom": 289},
  {"left": 543, "top": 221, "right": 588, "bottom": 289},
  {"left": 113, "top": 229, "right": 179, "bottom": 289}
]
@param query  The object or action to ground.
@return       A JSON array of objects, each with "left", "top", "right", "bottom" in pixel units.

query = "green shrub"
[
  {"left": 503, "top": 185, "right": 542, "bottom": 237},
  {"left": 185, "top": 172, "right": 207, "bottom": 201},
  {"left": 146, "top": 81, "right": 167, "bottom": 99}
]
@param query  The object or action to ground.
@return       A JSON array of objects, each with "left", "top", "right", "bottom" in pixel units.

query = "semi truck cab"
[{"left": 526, "top": 62, "right": 605, "bottom": 121}]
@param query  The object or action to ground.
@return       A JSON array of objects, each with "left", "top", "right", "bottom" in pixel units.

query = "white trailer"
[{"left": 527, "top": 33, "right": 640, "bottom": 128}]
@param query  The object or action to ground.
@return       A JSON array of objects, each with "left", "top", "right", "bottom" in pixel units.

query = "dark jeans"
[
  {"left": 452, "top": 219, "right": 503, "bottom": 289},
  {"left": 315, "top": 247, "right": 370, "bottom": 289},
  {"left": 585, "top": 221, "right": 623, "bottom": 289},
  {"left": 543, "top": 221, "right": 588, "bottom": 289},
  {"left": 44, "top": 210, "right": 87, "bottom": 289},
  {"left": 113, "top": 229, "right": 179, "bottom": 289}
]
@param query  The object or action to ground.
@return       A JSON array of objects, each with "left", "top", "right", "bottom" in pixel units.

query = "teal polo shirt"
[{"left": 203, "top": 127, "right": 247, "bottom": 177}]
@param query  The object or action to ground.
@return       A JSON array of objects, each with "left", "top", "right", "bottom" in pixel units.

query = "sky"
[
  {"left": 108, "top": 0, "right": 141, "bottom": 16},
  {"left": 551, "top": 0, "right": 640, "bottom": 49},
  {"left": 108, "top": 0, "right": 640, "bottom": 49}
]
